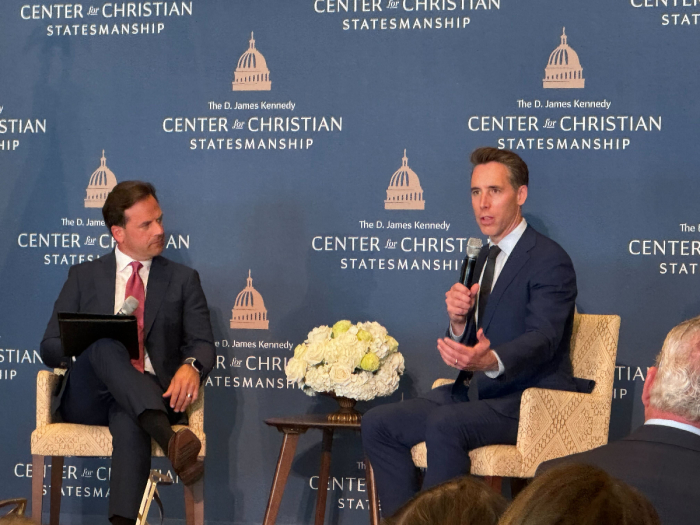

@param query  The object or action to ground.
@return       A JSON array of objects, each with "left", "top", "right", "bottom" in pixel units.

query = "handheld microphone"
[
  {"left": 117, "top": 296, "right": 139, "bottom": 316},
  {"left": 458, "top": 237, "right": 483, "bottom": 288}
]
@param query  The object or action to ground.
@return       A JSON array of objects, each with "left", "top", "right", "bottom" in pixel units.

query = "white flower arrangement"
[{"left": 285, "top": 320, "right": 405, "bottom": 401}]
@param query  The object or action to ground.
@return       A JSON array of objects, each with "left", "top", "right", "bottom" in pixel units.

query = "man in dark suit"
[
  {"left": 362, "top": 147, "right": 580, "bottom": 517},
  {"left": 537, "top": 316, "right": 700, "bottom": 525},
  {"left": 40, "top": 181, "right": 216, "bottom": 525}
]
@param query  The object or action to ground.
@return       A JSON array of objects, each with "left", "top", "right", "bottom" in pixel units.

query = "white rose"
[
  {"left": 307, "top": 325, "right": 332, "bottom": 344},
  {"left": 303, "top": 342, "right": 325, "bottom": 365},
  {"left": 285, "top": 357, "right": 307, "bottom": 384},
  {"left": 335, "top": 331, "right": 356, "bottom": 346},
  {"left": 329, "top": 363, "right": 353, "bottom": 387}
]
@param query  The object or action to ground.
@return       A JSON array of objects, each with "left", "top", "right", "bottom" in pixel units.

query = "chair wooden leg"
[
  {"left": 49, "top": 457, "right": 64, "bottom": 525},
  {"left": 365, "top": 457, "right": 380, "bottom": 525},
  {"left": 184, "top": 463, "right": 204, "bottom": 525},
  {"left": 31, "top": 455, "right": 45, "bottom": 525},
  {"left": 262, "top": 431, "right": 301, "bottom": 525},
  {"left": 484, "top": 476, "right": 502, "bottom": 493},
  {"left": 510, "top": 477, "right": 528, "bottom": 498}
]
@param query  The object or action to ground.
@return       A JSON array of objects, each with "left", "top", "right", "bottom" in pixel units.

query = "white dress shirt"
[
  {"left": 451, "top": 218, "right": 528, "bottom": 378},
  {"left": 645, "top": 418, "right": 700, "bottom": 438},
  {"left": 114, "top": 246, "right": 155, "bottom": 374}
]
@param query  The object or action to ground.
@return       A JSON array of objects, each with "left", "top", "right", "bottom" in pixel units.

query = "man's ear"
[
  {"left": 517, "top": 184, "right": 528, "bottom": 206},
  {"left": 111, "top": 225, "right": 124, "bottom": 245},
  {"left": 642, "top": 366, "right": 657, "bottom": 408}
]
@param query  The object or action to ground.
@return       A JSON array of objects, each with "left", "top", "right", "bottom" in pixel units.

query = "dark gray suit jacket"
[
  {"left": 537, "top": 424, "right": 700, "bottom": 525},
  {"left": 40, "top": 251, "right": 216, "bottom": 410},
  {"left": 443, "top": 225, "right": 580, "bottom": 417}
]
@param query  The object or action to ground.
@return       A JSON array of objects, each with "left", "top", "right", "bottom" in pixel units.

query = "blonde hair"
[
  {"left": 649, "top": 316, "right": 700, "bottom": 422},
  {"left": 499, "top": 464, "right": 659, "bottom": 525}
]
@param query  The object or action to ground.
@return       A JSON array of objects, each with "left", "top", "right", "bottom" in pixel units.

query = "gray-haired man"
[{"left": 538, "top": 316, "right": 700, "bottom": 525}]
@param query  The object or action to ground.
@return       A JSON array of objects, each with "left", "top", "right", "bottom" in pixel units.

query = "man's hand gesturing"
[
  {"left": 437, "top": 329, "right": 498, "bottom": 372},
  {"left": 445, "top": 282, "right": 480, "bottom": 336}
]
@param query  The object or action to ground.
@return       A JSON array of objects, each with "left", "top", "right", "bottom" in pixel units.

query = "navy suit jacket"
[
  {"left": 41, "top": 251, "right": 216, "bottom": 410},
  {"left": 445, "top": 225, "right": 579, "bottom": 417},
  {"left": 537, "top": 424, "right": 700, "bottom": 525}
]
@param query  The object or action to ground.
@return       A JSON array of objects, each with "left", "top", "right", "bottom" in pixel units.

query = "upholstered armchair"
[
  {"left": 31, "top": 369, "right": 205, "bottom": 525},
  {"left": 409, "top": 312, "right": 620, "bottom": 491}
]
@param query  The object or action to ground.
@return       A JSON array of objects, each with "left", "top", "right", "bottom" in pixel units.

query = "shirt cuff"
[
  {"left": 449, "top": 323, "right": 465, "bottom": 340},
  {"left": 484, "top": 351, "right": 505, "bottom": 378}
]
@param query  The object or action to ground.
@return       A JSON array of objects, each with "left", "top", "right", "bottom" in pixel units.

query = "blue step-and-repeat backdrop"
[{"left": 1, "top": 0, "right": 698, "bottom": 523}]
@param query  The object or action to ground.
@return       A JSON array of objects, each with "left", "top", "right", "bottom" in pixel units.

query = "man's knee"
[
  {"left": 362, "top": 403, "right": 405, "bottom": 448},
  {"left": 361, "top": 405, "right": 386, "bottom": 445},
  {"left": 425, "top": 409, "right": 462, "bottom": 446},
  {"left": 85, "top": 338, "right": 129, "bottom": 365}
]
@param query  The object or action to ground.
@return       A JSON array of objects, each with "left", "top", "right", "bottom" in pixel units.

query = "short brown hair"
[
  {"left": 500, "top": 464, "right": 660, "bottom": 525},
  {"left": 470, "top": 147, "right": 529, "bottom": 189},
  {"left": 102, "top": 181, "right": 158, "bottom": 230},
  {"left": 385, "top": 476, "right": 507, "bottom": 525}
]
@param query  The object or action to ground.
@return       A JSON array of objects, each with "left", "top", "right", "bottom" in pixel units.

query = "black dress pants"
[
  {"left": 59, "top": 338, "right": 178, "bottom": 520},
  {"left": 361, "top": 384, "right": 519, "bottom": 518}
]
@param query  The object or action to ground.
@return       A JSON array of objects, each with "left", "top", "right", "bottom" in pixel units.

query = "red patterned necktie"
[{"left": 125, "top": 261, "right": 145, "bottom": 372}]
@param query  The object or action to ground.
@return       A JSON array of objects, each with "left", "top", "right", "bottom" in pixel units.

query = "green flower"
[
  {"left": 360, "top": 352, "right": 380, "bottom": 372},
  {"left": 293, "top": 344, "right": 306, "bottom": 358},
  {"left": 357, "top": 329, "right": 372, "bottom": 342},
  {"left": 386, "top": 336, "right": 399, "bottom": 353},
  {"left": 332, "top": 320, "right": 352, "bottom": 338}
]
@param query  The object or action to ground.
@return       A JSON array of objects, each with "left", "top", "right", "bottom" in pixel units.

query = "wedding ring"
[
  {"left": 454, "top": 358, "right": 458, "bottom": 366},
  {"left": 187, "top": 393, "right": 192, "bottom": 398}
]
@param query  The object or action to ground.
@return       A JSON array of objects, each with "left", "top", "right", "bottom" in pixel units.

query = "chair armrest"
[
  {"left": 36, "top": 370, "right": 62, "bottom": 429},
  {"left": 516, "top": 387, "right": 612, "bottom": 476},
  {"left": 432, "top": 378, "right": 454, "bottom": 389},
  {"left": 185, "top": 385, "right": 205, "bottom": 433}
]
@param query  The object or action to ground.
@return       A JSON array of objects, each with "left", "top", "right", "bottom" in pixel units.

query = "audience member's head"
[
  {"left": 498, "top": 463, "right": 659, "bottom": 525},
  {"left": 645, "top": 315, "right": 700, "bottom": 424},
  {"left": 384, "top": 476, "right": 507, "bottom": 525}
]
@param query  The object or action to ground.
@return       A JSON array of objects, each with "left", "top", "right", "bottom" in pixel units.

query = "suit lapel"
[
  {"left": 95, "top": 251, "right": 117, "bottom": 314},
  {"left": 144, "top": 256, "right": 172, "bottom": 339},
  {"left": 482, "top": 226, "right": 536, "bottom": 331}
]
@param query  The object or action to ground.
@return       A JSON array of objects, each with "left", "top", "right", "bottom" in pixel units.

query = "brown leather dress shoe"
[{"left": 167, "top": 428, "right": 203, "bottom": 485}]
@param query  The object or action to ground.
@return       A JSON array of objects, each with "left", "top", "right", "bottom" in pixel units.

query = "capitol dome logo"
[
  {"left": 230, "top": 270, "right": 269, "bottom": 330},
  {"left": 232, "top": 32, "right": 271, "bottom": 91},
  {"left": 84, "top": 150, "right": 118, "bottom": 208},
  {"left": 384, "top": 149, "right": 425, "bottom": 210},
  {"left": 543, "top": 27, "right": 585, "bottom": 89}
]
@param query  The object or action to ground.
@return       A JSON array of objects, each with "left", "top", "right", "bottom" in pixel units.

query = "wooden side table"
[{"left": 262, "top": 415, "right": 379, "bottom": 525}]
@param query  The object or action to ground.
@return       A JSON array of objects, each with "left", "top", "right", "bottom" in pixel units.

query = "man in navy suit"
[
  {"left": 362, "top": 147, "right": 579, "bottom": 517},
  {"left": 40, "top": 181, "right": 216, "bottom": 525},
  {"left": 538, "top": 316, "right": 700, "bottom": 525}
]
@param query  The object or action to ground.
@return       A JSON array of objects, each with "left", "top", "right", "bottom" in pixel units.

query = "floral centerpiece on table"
[{"left": 285, "top": 320, "right": 405, "bottom": 401}]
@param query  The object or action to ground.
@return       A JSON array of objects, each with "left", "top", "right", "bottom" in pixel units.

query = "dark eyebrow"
[{"left": 471, "top": 185, "right": 503, "bottom": 191}]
